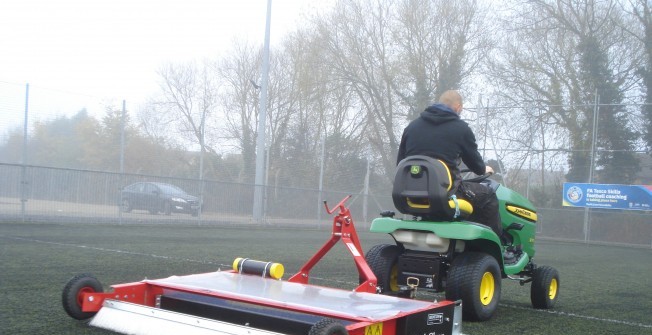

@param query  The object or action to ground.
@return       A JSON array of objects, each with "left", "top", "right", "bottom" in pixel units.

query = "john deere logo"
[{"left": 410, "top": 165, "right": 421, "bottom": 174}]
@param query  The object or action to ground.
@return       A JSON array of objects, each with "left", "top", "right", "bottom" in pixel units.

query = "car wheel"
[
  {"left": 365, "top": 244, "right": 400, "bottom": 294},
  {"left": 120, "top": 199, "right": 132, "bottom": 213},
  {"left": 62, "top": 273, "right": 103, "bottom": 320},
  {"left": 446, "top": 252, "right": 501, "bottom": 321},
  {"left": 531, "top": 265, "right": 559, "bottom": 309}
]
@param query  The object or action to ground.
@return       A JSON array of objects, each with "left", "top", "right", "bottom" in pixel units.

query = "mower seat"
[{"left": 393, "top": 155, "right": 472, "bottom": 220}]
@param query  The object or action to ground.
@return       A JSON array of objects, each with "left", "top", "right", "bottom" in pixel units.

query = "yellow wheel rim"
[
  {"left": 480, "top": 271, "right": 495, "bottom": 306},
  {"left": 389, "top": 264, "right": 400, "bottom": 292},
  {"left": 548, "top": 278, "right": 558, "bottom": 300}
]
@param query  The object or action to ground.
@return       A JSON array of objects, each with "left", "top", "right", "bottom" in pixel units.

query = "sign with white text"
[{"left": 562, "top": 183, "right": 652, "bottom": 211}]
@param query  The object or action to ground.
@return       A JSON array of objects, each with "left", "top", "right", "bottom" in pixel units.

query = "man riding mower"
[{"left": 366, "top": 155, "right": 559, "bottom": 321}]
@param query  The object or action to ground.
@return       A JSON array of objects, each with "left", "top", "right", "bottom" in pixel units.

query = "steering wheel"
[{"left": 460, "top": 168, "right": 492, "bottom": 183}]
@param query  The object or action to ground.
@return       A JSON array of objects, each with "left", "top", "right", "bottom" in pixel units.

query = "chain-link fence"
[
  {"left": 0, "top": 163, "right": 391, "bottom": 228},
  {"left": 1, "top": 163, "right": 650, "bottom": 248}
]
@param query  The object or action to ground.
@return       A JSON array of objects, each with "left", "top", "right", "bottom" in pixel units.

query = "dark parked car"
[{"left": 120, "top": 182, "right": 201, "bottom": 216}]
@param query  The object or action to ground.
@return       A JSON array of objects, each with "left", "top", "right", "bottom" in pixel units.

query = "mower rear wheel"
[
  {"left": 62, "top": 273, "right": 103, "bottom": 320},
  {"left": 446, "top": 252, "right": 501, "bottom": 321},
  {"left": 531, "top": 265, "right": 559, "bottom": 309},
  {"left": 365, "top": 244, "right": 400, "bottom": 293},
  {"left": 308, "top": 318, "right": 349, "bottom": 335}
]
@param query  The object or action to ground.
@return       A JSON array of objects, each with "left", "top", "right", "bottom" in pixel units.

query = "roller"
[{"left": 232, "top": 258, "right": 284, "bottom": 279}]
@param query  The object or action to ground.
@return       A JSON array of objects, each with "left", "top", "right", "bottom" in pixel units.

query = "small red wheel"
[{"left": 62, "top": 273, "right": 103, "bottom": 320}]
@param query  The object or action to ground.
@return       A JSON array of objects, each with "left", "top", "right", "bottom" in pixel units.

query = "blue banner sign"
[{"left": 562, "top": 183, "right": 652, "bottom": 211}]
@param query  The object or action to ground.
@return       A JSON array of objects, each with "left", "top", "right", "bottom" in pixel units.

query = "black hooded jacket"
[{"left": 397, "top": 103, "right": 486, "bottom": 181}]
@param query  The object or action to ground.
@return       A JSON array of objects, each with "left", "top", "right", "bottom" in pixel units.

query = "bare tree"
[
  {"left": 215, "top": 42, "right": 260, "bottom": 182},
  {"left": 490, "top": 0, "right": 642, "bottom": 183},
  {"left": 265, "top": 28, "right": 368, "bottom": 191},
  {"left": 311, "top": 0, "right": 492, "bottom": 180},
  {"left": 625, "top": 0, "right": 652, "bottom": 152},
  {"left": 146, "top": 61, "right": 219, "bottom": 159},
  {"left": 393, "top": 0, "right": 493, "bottom": 119}
]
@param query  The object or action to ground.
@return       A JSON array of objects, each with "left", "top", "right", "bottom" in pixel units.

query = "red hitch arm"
[{"left": 288, "top": 196, "right": 378, "bottom": 293}]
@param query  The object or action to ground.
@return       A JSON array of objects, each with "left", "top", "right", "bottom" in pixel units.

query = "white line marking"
[
  {"left": 500, "top": 303, "right": 652, "bottom": 328},
  {"left": 3, "top": 235, "right": 230, "bottom": 267}
]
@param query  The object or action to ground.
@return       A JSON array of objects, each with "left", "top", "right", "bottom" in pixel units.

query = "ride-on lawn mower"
[
  {"left": 366, "top": 155, "right": 559, "bottom": 321},
  {"left": 62, "top": 196, "right": 463, "bottom": 335}
]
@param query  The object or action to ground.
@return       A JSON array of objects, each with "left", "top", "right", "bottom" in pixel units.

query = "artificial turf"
[{"left": 1, "top": 221, "right": 650, "bottom": 335}]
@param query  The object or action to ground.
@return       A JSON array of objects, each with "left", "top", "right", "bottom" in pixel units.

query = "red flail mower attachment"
[{"left": 62, "top": 196, "right": 462, "bottom": 335}]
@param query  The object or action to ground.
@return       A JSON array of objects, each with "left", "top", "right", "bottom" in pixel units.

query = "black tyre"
[
  {"left": 365, "top": 244, "right": 400, "bottom": 293},
  {"left": 445, "top": 252, "right": 501, "bottom": 321},
  {"left": 163, "top": 202, "right": 172, "bottom": 215},
  {"left": 308, "top": 318, "right": 348, "bottom": 335},
  {"left": 62, "top": 273, "right": 103, "bottom": 320},
  {"left": 531, "top": 265, "right": 559, "bottom": 309},
  {"left": 120, "top": 199, "right": 132, "bottom": 213}
]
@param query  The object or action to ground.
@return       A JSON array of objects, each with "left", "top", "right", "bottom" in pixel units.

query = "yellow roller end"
[
  {"left": 232, "top": 258, "right": 243, "bottom": 272},
  {"left": 269, "top": 263, "right": 285, "bottom": 279}
]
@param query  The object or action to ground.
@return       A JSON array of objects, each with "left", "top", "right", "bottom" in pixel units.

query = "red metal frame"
[
  {"left": 75, "top": 196, "right": 459, "bottom": 335},
  {"left": 78, "top": 273, "right": 458, "bottom": 335},
  {"left": 287, "top": 195, "right": 378, "bottom": 293},
  {"left": 81, "top": 281, "right": 405, "bottom": 335}
]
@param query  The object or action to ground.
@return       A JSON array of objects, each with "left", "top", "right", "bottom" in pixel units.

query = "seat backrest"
[{"left": 392, "top": 155, "right": 456, "bottom": 219}]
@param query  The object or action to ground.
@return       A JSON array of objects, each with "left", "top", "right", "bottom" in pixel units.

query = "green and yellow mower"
[{"left": 367, "top": 155, "right": 559, "bottom": 321}]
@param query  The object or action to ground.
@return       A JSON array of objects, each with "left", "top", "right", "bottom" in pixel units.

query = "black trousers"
[{"left": 456, "top": 182, "right": 502, "bottom": 236}]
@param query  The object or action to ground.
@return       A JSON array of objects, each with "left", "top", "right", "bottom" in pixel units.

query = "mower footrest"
[{"left": 90, "top": 299, "right": 286, "bottom": 335}]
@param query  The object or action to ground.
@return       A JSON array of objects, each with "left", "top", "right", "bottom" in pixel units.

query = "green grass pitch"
[{"left": 1, "top": 221, "right": 651, "bottom": 335}]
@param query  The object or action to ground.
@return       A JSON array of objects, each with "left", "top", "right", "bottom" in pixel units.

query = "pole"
[
  {"left": 264, "top": 146, "right": 270, "bottom": 218},
  {"left": 317, "top": 134, "right": 325, "bottom": 224},
  {"left": 583, "top": 92, "right": 599, "bottom": 244},
  {"left": 120, "top": 100, "right": 126, "bottom": 173},
  {"left": 479, "top": 95, "right": 487, "bottom": 158},
  {"left": 119, "top": 100, "right": 126, "bottom": 224},
  {"left": 20, "top": 83, "right": 29, "bottom": 222},
  {"left": 253, "top": 0, "right": 272, "bottom": 222},
  {"left": 199, "top": 107, "right": 206, "bottom": 222},
  {"left": 363, "top": 159, "right": 370, "bottom": 224}
]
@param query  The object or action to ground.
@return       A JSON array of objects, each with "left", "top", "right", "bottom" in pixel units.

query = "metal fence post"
[{"left": 20, "top": 83, "right": 29, "bottom": 223}]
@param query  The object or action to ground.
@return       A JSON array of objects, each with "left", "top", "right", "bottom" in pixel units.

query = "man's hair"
[{"left": 438, "top": 90, "right": 463, "bottom": 108}]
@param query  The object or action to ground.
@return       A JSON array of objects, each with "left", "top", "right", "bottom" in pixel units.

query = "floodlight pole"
[{"left": 253, "top": 0, "right": 272, "bottom": 223}]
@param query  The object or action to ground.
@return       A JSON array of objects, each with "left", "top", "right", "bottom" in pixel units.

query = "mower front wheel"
[
  {"left": 365, "top": 244, "right": 400, "bottom": 294},
  {"left": 445, "top": 252, "right": 501, "bottom": 321},
  {"left": 531, "top": 265, "right": 559, "bottom": 309},
  {"left": 62, "top": 273, "right": 103, "bottom": 320}
]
